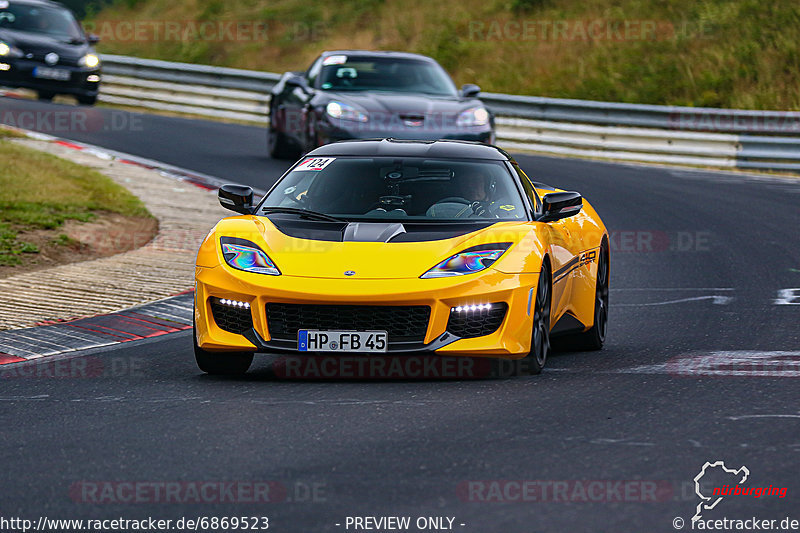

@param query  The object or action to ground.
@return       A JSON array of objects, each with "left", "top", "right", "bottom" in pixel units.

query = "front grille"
[
  {"left": 210, "top": 299, "right": 253, "bottom": 335},
  {"left": 447, "top": 303, "right": 508, "bottom": 338},
  {"left": 266, "top": 303, "right": 430, "bottom": 343}
]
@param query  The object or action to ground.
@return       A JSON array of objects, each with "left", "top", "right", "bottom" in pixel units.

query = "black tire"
[
  {"left": 565, "top": 243, "right": 609, "bottom": 351},
  {"left": 37, "top": 91, "right": 55, "bottom": 102},
  {"left": 524, "top": 261, "right": 552, "bottom": 375},
  {"left": 267, "top": 106, "right": 299, "bottom": 159},
  {"left": 303, "top": 113, "right": 320, "bottom": 154},
  {"left": 77, "top": 94, "right": 97, "bottom": 106},
  {"left": 193, "top": 327, "right": 253, "bottom": 375}
]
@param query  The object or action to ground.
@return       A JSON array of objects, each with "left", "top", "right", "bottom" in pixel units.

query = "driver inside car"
[{"left": 426, "top": 169, "right": 503, "bottom": 218}]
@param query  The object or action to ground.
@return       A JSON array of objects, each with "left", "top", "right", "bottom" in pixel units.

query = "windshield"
[
  {"left": 0, "top": 2, "right": 83, "bottom": 40},
  {"left": 316, "top": 55, "right": 458, "bottom": 97},
  {"left": 259, "top": 157, "right": 528, "bottom": 222}
]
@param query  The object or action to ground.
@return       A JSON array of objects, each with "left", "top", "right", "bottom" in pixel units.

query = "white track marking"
[
  {"left": 774, "top": 288, "right": 800, "bottom": 305},
  {"left": 612, "top": 288, "right": 734, "bottom": 291},
  {"left": 616, "top": 295, "right": 734, "bottom": 306},
  {"left": 620, "top": 351, "right": 800, "bottom": 377}
]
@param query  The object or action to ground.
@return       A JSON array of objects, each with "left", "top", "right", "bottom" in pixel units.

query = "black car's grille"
[
  {"left": 210, "top": 299, "right": 253, "bottom": 335},
  {"left": 266, "top": 303, "right": 430, "bottom": 343},
  {"left": 21, "top": 49, "right": 82, "bottom": 67},
  {"left": 446, "top": 303, "right": 508, "bottom": 339}
]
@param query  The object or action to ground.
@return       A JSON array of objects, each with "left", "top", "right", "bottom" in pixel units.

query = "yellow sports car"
[{"left": 194, "top": 139, "right": 609, "bottom": 375}]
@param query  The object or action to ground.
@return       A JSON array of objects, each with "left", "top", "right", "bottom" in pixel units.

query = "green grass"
[
  {"left": 0, "top": 127, "right": 27, "bottom": 139},
  {"left": 0, "top": 140, "right": 150, "bottom": 266},
  {"left": 87, "top": 0, "right": 800, "bottom": 110},
  {"left": 52, "top": 233, "right": 79, "bottom": 247}
]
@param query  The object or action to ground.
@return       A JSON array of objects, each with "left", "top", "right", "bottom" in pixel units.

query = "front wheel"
[
  {"left": 267, "top": 105, "right": 299, "bottom": 159},
  {"left": 77, "top": 94, "right": 97, "bottom": 106},
  {"left": 37, "top": 91, "right": 55, "bottom": 101},
  {"left": 524, "top": 262, "right": 551, "bottom": 375},
  {"left": 194, "top": 327, "right": 253, "bottom": 375}
]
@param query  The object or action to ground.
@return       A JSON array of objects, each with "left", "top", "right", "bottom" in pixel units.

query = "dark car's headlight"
[
  {"left": 456, "top": 106, "right": 490, "bottom": 127},
  {"left": 220, "top": 237, "right": 280, "bottom": 276},
  {"left": 0, "top": 42, "right": 24, "bottom": 59},
  {"left": 326, "top": 101, "right": 368, "bottom": 122},
  {"left": 421, "top": 243, "right": 511, "bottom": 279},
  {"left": 78, "top": 53, "right": 100, "bottom": 68}
]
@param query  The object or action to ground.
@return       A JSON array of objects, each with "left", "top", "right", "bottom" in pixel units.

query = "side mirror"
[
  {"left": 87, "top": 34, "right": 100, "bottom": 45},
  {"left": 218, "top": 184, "right": 254, "bottom": 215},
  {"left": 539, "top": 191, "right": 583, "bottom": 222},
  {"left": 461, "top": 84, "right": 481, "bottom": 98},
  {"left": 286, "top": 75, "right": 309, "bottom": 92}
]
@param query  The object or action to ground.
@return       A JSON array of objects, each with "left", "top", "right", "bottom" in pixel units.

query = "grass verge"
[
  {"left": 0, "top": 138, "right": 151, "bottom": 267},
  {"left": 87, "top": 0, "right": 800, "bottom": 110}
]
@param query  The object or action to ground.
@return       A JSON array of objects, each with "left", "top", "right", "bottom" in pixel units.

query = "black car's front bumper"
[{"left": 0, "top": 59, "right": 100, "bottom": 97}]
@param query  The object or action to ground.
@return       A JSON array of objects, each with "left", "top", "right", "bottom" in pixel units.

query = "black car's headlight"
[
  {"left": 78, "top": 53, "right": 100, "bottom": 68},
  {"left": 326, "top": 101, "right": 368, "bottom": 122},
  {"left": 0, "top": 41, "right": 24, "bottom": 59},
  {"left": 456, "top": 106, "right": 490, "bottom": 127},
  {"left": 421, "top": 243, "right": 511, "bottom": 279},
  {"left": 220, "top": 237, "right": 280, "bottom": 276}
]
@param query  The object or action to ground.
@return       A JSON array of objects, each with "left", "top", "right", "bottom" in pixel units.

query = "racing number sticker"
[{"left": 294, "top": 157, "right": 336, "bottom": 171}]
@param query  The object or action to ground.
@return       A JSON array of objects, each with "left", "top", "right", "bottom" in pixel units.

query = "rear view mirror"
[
  {"left": 539, "top": 191, "right": 583, "bottom": 222},
  {"left": 461, "top": 84, "right": 481, "bottom": 98},
  {"left": 87, "top": 34, "right": 100, "bottom": 45},
  {"left": 286, "top": 75, "right": 310, "bottom": 92},
  {"left": 218, "top": 184, "right": 254, "bottom": 215}
]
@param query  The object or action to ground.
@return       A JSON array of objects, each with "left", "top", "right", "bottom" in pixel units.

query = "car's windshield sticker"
[
  {"left": 323, "top": 55, "right": 347, "bottom": 66},
  {"left": 294, "top": 157, "right": 336, "bottom": 171}
]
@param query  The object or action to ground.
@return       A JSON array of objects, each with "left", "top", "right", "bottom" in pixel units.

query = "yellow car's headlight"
[
  {"left": 220, "top": 238, "right": 280, "bottom": 276},
  {"left": 420, "top": 243, "right": 511, "bottom": 279},
  {"left": 79, "top": 53, "right": 100, "bottom": 68}
]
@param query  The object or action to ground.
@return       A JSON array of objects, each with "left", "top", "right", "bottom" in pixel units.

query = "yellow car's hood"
[{"left": 200, "top": 216, "right": 542, "bottom": 279}]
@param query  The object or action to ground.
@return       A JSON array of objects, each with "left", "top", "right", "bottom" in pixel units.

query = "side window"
[
  {"left": 514, "top": 164, "right": 541, "bottom": 215},
  {"left": 306, "top": 57, "right": 322, "bottom": 88}
]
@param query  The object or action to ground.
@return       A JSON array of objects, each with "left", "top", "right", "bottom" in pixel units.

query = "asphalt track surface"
[{"left": 1, "top": 98, "right": 799, "bottom": 532}]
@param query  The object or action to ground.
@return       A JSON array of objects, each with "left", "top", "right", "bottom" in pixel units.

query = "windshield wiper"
[{"left": 260, "top": 207, "right": 347, "bottom": 223}]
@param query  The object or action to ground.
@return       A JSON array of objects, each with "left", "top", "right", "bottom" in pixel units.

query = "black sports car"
[
  {"left": 0, "top": 0, "right": 100, "bottom": 105},
  {"left": 267, "top": 50, "right": 495, "bottom": 159}
]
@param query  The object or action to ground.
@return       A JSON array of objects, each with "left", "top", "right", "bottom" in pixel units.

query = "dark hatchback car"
[
  {"left": 0, "top": 0, "right": 100, "bottom": 104},
  {"left": 267, "top": 50, "right": 495, "bottom": 158}
]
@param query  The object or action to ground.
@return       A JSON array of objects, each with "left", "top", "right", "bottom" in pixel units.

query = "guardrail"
[{"left": 98, "top": 54, "right": 800, "bottom": 171}]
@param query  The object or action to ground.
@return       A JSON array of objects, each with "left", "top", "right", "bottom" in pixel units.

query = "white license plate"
[
  {"left": 298, "top": 330, "right": 388, "bottom": 352},
  {"left": 33, "top": 67, "right": 70, "bottom": 81}
]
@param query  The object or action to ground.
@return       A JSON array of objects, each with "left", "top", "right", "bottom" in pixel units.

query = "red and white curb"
[{"left": 0, "top": 292, "right": 194, "bottom": 363}]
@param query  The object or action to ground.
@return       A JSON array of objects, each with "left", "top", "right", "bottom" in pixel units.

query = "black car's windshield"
[
  {"left": 0, "top": 2, "right": 83, "bottom": 40},
  {"left": 316, "top": 55, "right": 458, "bottom": 97},
  {"left": 259, "top": 157, "right": 528, "bottom": 222}
]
